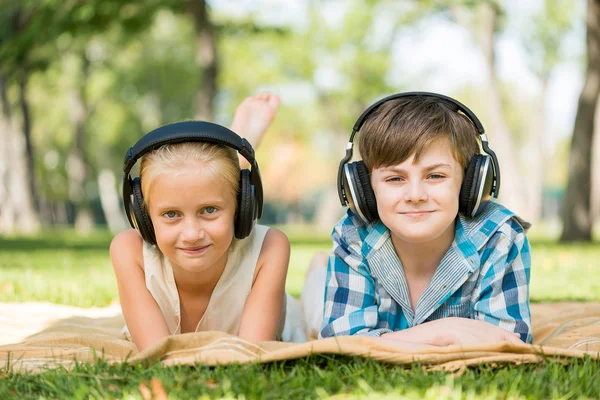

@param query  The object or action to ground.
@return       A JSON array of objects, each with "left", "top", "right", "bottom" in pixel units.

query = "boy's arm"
[
  {"left": 473, "top": 221, "right": 533, "bottom": 343},
  {"left": 319, "top": 219, "right": 392, "bottom": 338}
]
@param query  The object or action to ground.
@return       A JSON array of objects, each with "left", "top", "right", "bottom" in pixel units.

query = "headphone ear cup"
[
  {"left": 131, "top": 177, "right": 157, "bottom": 245},
  {"left": 353, "top": 161, "right": 379, "bottom": 222},
  {"left": 460, "top": 155, "right": 489, "bottom": 217},
  {"left": 235, "top": 169, "right": 255, "bottom": 239}
]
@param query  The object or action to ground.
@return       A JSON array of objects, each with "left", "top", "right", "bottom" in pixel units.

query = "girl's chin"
[{"left": 174, "top": 262, "right": 214, "bottom": 274}]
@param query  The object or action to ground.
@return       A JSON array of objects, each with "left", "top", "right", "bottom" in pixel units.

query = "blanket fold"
[{"left": 1, "top": 302, "right": 599, "bottom": 373}]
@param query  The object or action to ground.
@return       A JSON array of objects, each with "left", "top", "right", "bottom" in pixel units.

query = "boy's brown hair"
[{"left": 358, "top": 96, "right": 480, "bottom": 171}]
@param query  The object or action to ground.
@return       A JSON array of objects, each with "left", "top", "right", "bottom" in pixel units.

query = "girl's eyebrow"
[
  {"left": 382, "top": 163, "right": 451, "bottom": 173},
  {"left": 153, "top": 199, "right": 227, "bottom": 210}
]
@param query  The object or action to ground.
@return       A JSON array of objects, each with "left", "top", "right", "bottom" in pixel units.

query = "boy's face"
[{"left": 370, "top": 138, "right": 463, "bottom": 245}]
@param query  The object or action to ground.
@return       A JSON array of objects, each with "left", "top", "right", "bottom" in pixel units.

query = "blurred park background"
[{"left": 1, "top": 0, "right": 599, "bottom": 307}]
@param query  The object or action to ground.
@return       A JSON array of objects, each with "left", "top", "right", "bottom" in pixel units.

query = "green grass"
[
  {"left": 2, "top": 355, "right": 600, "bottom": 399},
  {"left": 1, "top": 230, "right": 599, "bottom": 306},
  {"left": 1, "top": 229, "right": 599, "bottom": 399}
]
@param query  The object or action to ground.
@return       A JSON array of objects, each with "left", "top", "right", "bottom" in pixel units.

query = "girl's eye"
[
  {"left": 163, "top": 211, "right": 179, "bottom": 219},
  {"left": 203, "top": 206, "right": 218, "bottom": 214}
]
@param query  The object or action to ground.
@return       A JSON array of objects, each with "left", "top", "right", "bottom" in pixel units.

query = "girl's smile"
[{"left": 179, "top": 244, "right": 211, "bottom": 256}]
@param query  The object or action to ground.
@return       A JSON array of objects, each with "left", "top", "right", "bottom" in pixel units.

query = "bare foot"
[{"left": 230, "top": 92, "right": 281, "bottom": 151}]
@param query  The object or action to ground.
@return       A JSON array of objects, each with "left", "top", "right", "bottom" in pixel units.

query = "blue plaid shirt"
[{"left": 320, "top": 201, "right": 533, "bottom": 343}]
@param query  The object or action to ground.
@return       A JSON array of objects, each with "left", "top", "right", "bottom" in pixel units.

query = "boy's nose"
[{"left": 404, "top": 181, "right": 428, "bottom": 203}]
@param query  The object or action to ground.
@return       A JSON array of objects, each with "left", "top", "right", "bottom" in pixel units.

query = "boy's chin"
[
  {"left": 389, "top": 224, "right": 452, "bottom": 244},
  {"left": 393, "top": 231, "right": 441, "bottom": 244}
]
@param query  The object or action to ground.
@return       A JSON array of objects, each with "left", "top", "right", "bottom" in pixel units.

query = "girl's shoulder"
[
  {"left": 260, "top": 227, "right": 290, "bottom": 254},
  {"left": 109, "top": 229, "right": 145, "bottom": 272},
  {"left": 252, "top": 226, "right": 290, "bottom": 283}
]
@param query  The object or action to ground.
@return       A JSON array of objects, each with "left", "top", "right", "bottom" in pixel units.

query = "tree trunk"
[
  {"left": 0, "top": 73, "right": 40, "bottom": 233},
  {"left": 98, "top": 168, "right": 128, "bottom": 234},
  {"left": 592, "top": 98, "right": 600, "bottom": 221},
  {"left": 0, "top": 75, "right": 16, "bottom": 233},
  {"left": 189, "top": 0, "right": 217, "bottom": 121},
  {"left": 526, "top": 79, "right": 549, "bottom": 223},
  {"left": 16, "top": 66, "right": 40, "bottom": 214},
  {"left": 66, "top": 52, "right": 95, "bottom": 233},
  {"left": 452, "top": 4, "right": 527, "bottom": 218},
  {"left": 560, "top": 0, "right": 600, "bottom": 242}
]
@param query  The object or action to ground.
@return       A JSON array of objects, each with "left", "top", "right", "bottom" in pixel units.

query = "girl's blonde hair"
[{"left": 140, "top": 142, "right": 240, "bottom": 207}]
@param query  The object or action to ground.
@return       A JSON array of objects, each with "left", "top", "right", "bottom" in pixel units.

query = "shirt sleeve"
[
  {"left": 473, "top": 219, "right": 533, "bottom": 343},
  {"left": 319, "top": 216, "right": 392, "bottom": 338}
]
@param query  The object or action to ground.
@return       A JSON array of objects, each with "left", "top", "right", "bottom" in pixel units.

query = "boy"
[{"left": 320, "top": 92, "right": 532, "bottom": 347}]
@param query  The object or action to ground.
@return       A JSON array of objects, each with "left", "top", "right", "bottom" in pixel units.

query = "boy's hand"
[
  {"left": 381, "top": 317, "right": 524, "bottom": 347},
  {"left": 230, "top": 92, "right": 280, "bottom": 150},
  {"left": 427, "top": 317, "right": 524, "bottom": 346}
]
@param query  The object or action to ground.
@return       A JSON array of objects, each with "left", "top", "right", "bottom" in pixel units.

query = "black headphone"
[
  {"left": 122, "top": 120, "right": 263, "bottom": 245},
  {"left": 337, "top": 91, "right": 501, "bottom": 223}
]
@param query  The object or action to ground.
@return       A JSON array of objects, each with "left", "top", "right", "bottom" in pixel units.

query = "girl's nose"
[{"left": 181, "top": 218, "right": 206, "bottom": 242}]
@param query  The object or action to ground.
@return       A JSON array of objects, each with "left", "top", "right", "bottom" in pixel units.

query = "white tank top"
[{"left": 126, "top": 225, "right": 307, "bottom": 343}]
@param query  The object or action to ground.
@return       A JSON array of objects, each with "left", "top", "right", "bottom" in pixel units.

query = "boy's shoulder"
[
  {"left": 331, "top": 209, "right": 390, "bottom": 257},
  {"left": 458, "top": 201, "right": 530, "bottom": 252},
  {"left": 333, "top": 201, "right": 529, "bottom": 253}
]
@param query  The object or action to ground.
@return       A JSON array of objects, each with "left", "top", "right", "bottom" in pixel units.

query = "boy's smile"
[{"left": 370, "top": 138, "right": 463, "bottom": 246}]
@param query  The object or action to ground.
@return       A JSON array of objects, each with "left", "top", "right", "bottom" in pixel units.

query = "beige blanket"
[{"left": 1, "top": 302, "right": 599, "bottom": 373}]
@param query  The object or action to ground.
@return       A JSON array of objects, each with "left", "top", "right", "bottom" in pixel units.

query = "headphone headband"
[
  {"left": 123, "top": 120, "right": 263, "bottom": 218},
  {"left": 350, "top": 91, "right": 485, "bottom": 142},
  {"left": 338, "top": 91, "right": 500, "bottom": 207},
  {"left": 123, "top": 121, "right": 257, "bottom": 175}
]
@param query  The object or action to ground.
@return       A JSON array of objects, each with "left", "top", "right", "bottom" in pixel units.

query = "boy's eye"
[
  {"left": 163, "top": 211, "right": 179, "bottom": 219},
  {"left": 428, "top": 174, "right": 446, "bottom": 180},
  {"left": 203, "top": 206, "right": 218, "bottom": 214},
  {"left": 386, "top": 176, "right": 404, "bottom": 183}
]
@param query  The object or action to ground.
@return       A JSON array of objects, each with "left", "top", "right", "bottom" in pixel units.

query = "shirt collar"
[
  {"left": 362, "top": 201, "right": 529, "bottom": 325},
  {"left": 365, "top": 201, "right": 529, "bottom": 260}
]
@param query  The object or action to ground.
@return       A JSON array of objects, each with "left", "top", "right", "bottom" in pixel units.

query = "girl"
[{"left": 110, "top": 93, "right": 308, "bottom": 351}]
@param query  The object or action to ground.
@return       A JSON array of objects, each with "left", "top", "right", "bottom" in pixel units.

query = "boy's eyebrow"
[
  {"left": 382, "top": 163, "right": 451, "bottom": 173},
  {"left": 423, "top": 163, "right": 451, "bottom": 171}
]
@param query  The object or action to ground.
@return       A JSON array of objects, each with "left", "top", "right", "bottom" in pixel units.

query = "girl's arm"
[
  {"left": 238, "top": 228, "right": 290, "bottom": 342},
  {"left": 110, "top": 229, "right": 170, "bottom": 351}
]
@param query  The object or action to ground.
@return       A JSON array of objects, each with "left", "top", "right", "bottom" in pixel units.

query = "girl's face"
[
  {"left": 147, "top": 163, "right": 237, "bottom": 274},
  {"left": 369, "top": 138, "right": 463, "bottom": 246}
]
